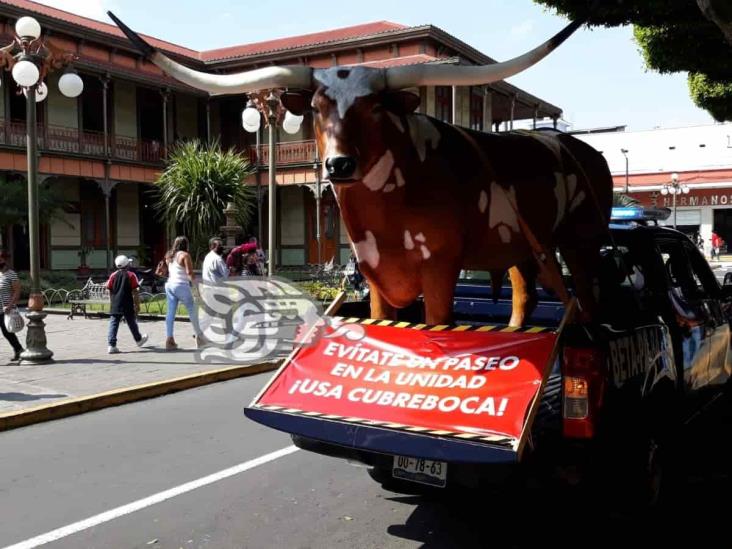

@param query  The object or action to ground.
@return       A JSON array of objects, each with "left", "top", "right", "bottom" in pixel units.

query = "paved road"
[{"left": 1, "top": 372, "right": 730, "bottom": 549}]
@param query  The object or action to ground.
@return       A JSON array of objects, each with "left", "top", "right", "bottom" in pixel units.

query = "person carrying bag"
[{"left": 0, "top": 250, "right": 24, "bottom": 361}]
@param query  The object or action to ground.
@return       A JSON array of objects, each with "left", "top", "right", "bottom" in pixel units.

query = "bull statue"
[{"left": 110, "top": 13, "right": 611, "bottom": 326}]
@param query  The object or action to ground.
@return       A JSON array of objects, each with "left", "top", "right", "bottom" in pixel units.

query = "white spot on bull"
[
  {"left": 383, "top": 183, "right": 396, "bottom": 193},
  {"left": 488, "top": 182, "right": 519, "bottom": 240},
  {"left": 414, "top": 232, "right": 426, "bottom": 243},
  {"left": 387, "top": 112, "right": 405, "bottom": 133},
  {"left": 478, "top": 190, "right": 488, "bottom": 214},
  {"left": 404, "top": 230, "right": 415, "bottom": 250},
  {"left": 407, "top": 115, "right": 441, "bottom": 162},
  {"left": 554, "top": 172, "right": 585, "bottom": 228},
  {"left": 354, "top": 230, "right": 380, "bottom": 269},
  {"left": 314, "top": 66, "right": 385, "bottom": 119},
  {"left": 363, "top": 150, "right": 394, "bottom": 191},
  {"left": 420, "top": 245, "right": 431, "bottom": 260},
  {"left": 395, "top": 167, "right": 405, "bottom": 187},
  {"left": 569, "top": 190, "right": 586, "bottom": 212}
]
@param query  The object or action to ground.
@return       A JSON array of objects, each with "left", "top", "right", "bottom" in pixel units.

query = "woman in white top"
[{"left": 164, "top": 236, "right": 200, "bottom": 351}]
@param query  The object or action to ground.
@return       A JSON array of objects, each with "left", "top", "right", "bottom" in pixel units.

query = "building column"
[
  {"left": 205, "top": 100, "right": 211, "bottom": 143},
  {"left": 533, "top": 104, "right": 540, "bottom": 129},
  {"left": 451, "top": 85, "right": 458, "bottom": 126},
  {"left": 100, "top": 74, "right": 110, "bottom": 158},
  {"left": 509, "top": 94, "right": 517, "bottom": 130},
  {"left": 701, "top": 207, "right": 714, "bottom": 247},
  {"left": 161, "top": 89, "right": 170, "bottom": 159},
  {"left": 482, "top": 88, "right": 492, "bottom": 132},
  {"left": 97, "top": 177, "right": 119, "bottom": 274}
]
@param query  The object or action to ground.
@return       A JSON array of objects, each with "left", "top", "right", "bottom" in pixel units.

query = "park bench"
[{"left": 67, "top": 278, "right": 109, "bottom": 319}]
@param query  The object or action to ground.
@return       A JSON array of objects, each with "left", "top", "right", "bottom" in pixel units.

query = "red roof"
[
  {"left": 355, "top": 54, "right": 443, "bottom": 68},
  {"left": 2, "top": 0, "right": 408, "bottom": 63},
  {"left": 201, "top": 21, "right": 407, "bottom": 61}
]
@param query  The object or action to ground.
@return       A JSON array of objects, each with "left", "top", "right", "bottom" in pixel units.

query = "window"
[
  {"left": 435, "top": 86, "right": 452, "bottom": 123},
  {"left": 469, "top": 87, "right": 483, "bottom": 131}
]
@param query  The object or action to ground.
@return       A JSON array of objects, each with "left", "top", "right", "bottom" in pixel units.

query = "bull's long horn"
[
  {"left": 384, "top": 19, "right": 584, "bottom": 89},
  {"left": 107, "top": 12, "right": 313, "bottom": 94}
]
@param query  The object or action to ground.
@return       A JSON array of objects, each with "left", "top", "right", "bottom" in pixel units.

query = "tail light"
[{"left": 562, "top": 347, "right": 605, "bottom": 438}]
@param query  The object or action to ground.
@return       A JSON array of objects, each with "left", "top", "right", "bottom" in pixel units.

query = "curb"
[{"left": 0, "top": 359, "right": 281, "bottom": 433}]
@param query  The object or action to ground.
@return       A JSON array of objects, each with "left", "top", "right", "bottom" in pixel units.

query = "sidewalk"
[{"left": 0, "top": 313, "right": 281, "bottom": 419}]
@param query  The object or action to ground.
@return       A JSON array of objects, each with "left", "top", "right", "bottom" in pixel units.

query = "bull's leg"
[
  {"left": 369, "top": 289, "right": 397, "bottom": 321},
  {"left": 508, "top": 260, "right": 539, "bottom": 327},
  {"left": 422, "top": 262, "right": 461, "bottom": 325},
  {"left": 559, "top": 243, "right": 601, "bottom": 323}
]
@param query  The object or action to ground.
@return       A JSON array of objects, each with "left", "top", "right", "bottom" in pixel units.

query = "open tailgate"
[{"left": 245, "top": 311, "right": 570, "bottom": 464}]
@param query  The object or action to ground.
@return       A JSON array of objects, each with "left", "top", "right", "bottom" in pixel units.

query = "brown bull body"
[{"left": 315, "top": 102, "right": 612, "bottom": 326}]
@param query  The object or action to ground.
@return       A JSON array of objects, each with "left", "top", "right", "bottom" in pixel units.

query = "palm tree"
[
  {"left": 612, "top": 192, "right": 640, "bottom": 207},
  {"left": 154, "top": 140, "right": 255, "bottom": 260}
]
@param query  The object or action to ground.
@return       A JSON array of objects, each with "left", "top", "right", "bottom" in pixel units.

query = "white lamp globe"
[
  {"left": 242, "top": 106, "right": 261, "bottom": 132},
  {"left": 23, "top": 81, "right": 47, "bottom": 102},
  {"left": 682, "top": 185, "right": 690, "bottom": 194},
  {"left": 661, "top": 187, "right": 669, "bottom": 196},
  {"left": 282, "top": 111, "right": 304, "bottom": 135},
  {"left": 58, "top": 72, "right": 84, "bottom": 98},
  {"left": 243, "top": 121, "right": 260, "bottom": 133},
  {"left": 15, "top": 16, "right": 41, "bottom": 39},
  {"left": 12, "top": 59, "right": 39, "bottom": 87}
]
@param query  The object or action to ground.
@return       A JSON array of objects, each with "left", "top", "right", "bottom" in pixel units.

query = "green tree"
[
  {"left": 534, "top": 0, "right": 732, "bottom": 121},
  {"left": 154, "top": 140, "right": 255, "bottom": 261},
  {"left": 0, "top": 174, "right": 70, "bottom": 228}
]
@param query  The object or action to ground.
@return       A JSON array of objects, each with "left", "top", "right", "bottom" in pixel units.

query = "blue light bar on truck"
[{"left": 610, "top": 207, "right": 671, "bottom": 223}]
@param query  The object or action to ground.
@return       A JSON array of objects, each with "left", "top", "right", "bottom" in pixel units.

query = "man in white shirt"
[{"left": 202, "top": 237, "right": 228, "bottom": 284}]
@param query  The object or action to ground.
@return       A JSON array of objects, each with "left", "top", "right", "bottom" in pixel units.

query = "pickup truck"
[{"left": 246, "top": 207, "right": 732, "bottom": 506}]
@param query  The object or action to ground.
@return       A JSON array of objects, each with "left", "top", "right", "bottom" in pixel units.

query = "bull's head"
[{"left": 108, "top": 12, "right": 583, "bottom": 183}]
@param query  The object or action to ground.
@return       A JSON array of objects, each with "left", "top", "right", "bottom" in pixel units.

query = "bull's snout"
[{"left": 325, "top": 156, "right": 357, "bottom": 181}]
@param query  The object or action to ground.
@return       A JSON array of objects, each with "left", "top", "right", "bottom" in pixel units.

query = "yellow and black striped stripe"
[
  {"left": 253, "top": 403, "right": 516, "bottom": 448},
  {"left": 332, "top": 316, "right": 552, "bottom": 334}
]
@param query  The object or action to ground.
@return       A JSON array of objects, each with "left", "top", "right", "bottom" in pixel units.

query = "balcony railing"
[
  {"left": 0, "top": 119, "right": 166, "bottom": 164},
  {"left": 249, "top": 139, "right": 317, "bottom": 166}
]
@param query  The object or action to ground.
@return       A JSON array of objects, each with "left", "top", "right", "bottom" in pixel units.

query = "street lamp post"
[
  {"left": 0, "top": 16, "right": 84, "bottom": 364},
  {"left": 620, "top": 148, "right": 629, "bottom": 194},
  {"left": 660, "top": 172, "right": 689, "bottom": 229},
  {"left": 242, "top": 92, "right": 303, "bottom": 276}
]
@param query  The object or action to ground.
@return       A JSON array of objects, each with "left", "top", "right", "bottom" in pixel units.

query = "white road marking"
[{"left": 3, "top": 445, "right": 299, "bottom": 549}]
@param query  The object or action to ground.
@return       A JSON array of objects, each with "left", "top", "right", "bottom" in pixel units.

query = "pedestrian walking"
[
  {"left": 202, "top": 237, "right": 228, "bottom": 284},
  {"left": 164, "top": 236, "right": 202, "bottom": 351},
  {"left": 226, "top": 240, "right": 257, "bottom": 277},
  {"left": 0, "top": 250, "right": 24, "bottom": 361},
  {"left": 712, "top": 231, "right": 722, "bottom": 261},
  {"left": 106, "top": 255, "right": 148, "bottom": 354}
]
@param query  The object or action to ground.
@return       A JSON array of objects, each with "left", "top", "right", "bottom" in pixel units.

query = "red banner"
[{"left": 255, "top": 322, "right": 558, "bottom": 442}]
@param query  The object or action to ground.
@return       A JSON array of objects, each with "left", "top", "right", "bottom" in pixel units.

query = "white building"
[{"left": 573, "top": 123, "right": 732, "bottom": 244}]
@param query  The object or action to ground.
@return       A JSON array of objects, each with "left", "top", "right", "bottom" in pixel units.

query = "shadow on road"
[{"left": 0, "top": 391, "right": 67, "bottom": 402}]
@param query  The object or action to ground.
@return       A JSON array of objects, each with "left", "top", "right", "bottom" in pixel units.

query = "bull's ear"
[
  {"left": 384, "top": 91, "right": 420, "bottom": 115},
  {"left": 281, "top": 91, "right": 313, "bottom": 115}
]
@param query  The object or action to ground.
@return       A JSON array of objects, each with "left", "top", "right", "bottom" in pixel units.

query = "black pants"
[
  {"left": 108, "top": 309, "right": 142, "bottom": 347},
  {"left": 0, "top": 312, "right": 23, "bottom": 354}
]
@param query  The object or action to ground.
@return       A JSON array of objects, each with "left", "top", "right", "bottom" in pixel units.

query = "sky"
[{"left": 36, "top": 0, "right": 716, "bottom": 131}]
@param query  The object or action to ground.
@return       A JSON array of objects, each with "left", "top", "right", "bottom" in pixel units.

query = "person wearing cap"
[
  {"left": 0, "top": 249, "right": 24, "bottom": 361},
  {"left": 106, "top": 255, "right": 148, "bottom": 354}
]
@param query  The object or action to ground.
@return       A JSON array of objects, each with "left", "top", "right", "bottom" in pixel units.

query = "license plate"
[{"left": 392, "top": 455, "right": 447, "bottom": 488}]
